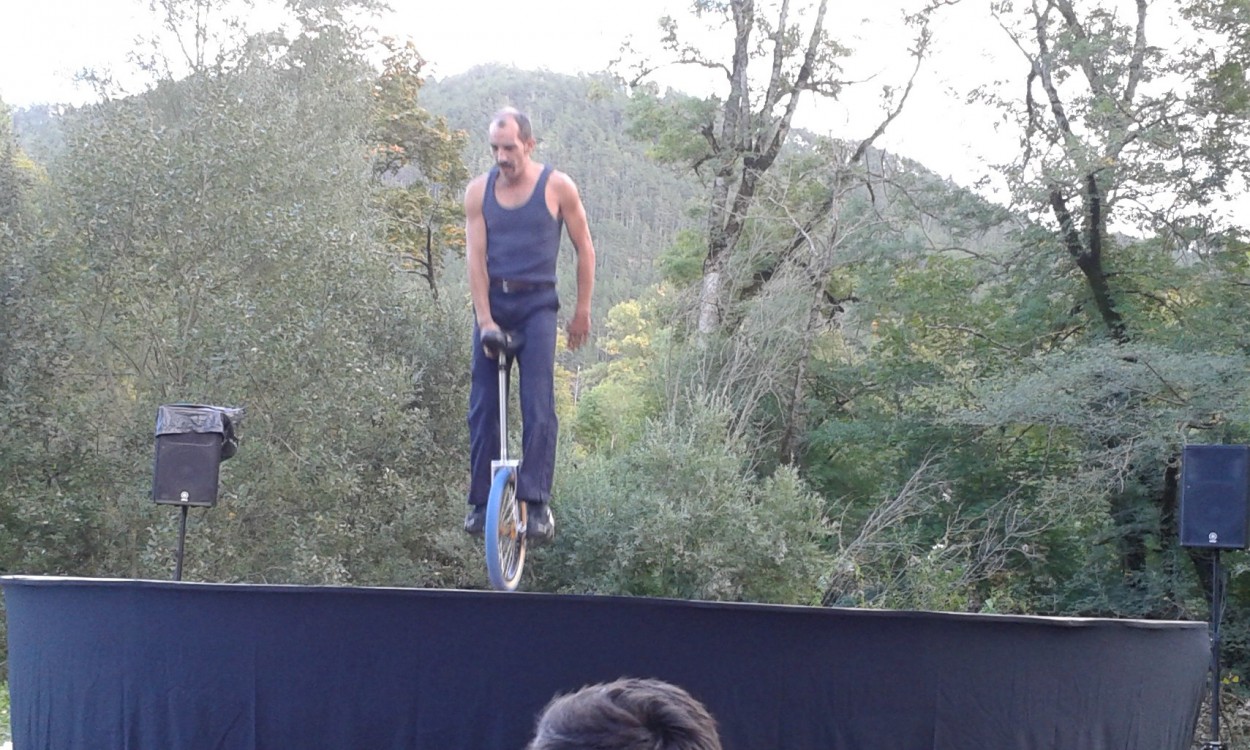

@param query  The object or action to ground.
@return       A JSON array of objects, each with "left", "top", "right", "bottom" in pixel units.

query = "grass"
[{"left": 0, "top": 680, "right": 8, "bottom": 745}]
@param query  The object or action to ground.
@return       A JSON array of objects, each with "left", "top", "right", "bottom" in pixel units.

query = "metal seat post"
[{"left": 496, "top": 355, "right": 509, "bottom": 465}]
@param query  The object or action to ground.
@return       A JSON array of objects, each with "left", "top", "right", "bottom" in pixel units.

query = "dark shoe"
[
  {"left": 464, "top": 506, "right": 486, "bottom": 536},
  {"left": 525, "top": 501, "right": 555, "bottom": 546}
]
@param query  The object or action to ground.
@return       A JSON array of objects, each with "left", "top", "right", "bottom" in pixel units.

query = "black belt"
[{"left": 490, "top": 279, "right": 555, "bottom": 293}]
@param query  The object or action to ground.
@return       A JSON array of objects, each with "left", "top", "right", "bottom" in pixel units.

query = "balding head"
[{"left": 491, "top": 106, "right": 533, "bottom": 143}]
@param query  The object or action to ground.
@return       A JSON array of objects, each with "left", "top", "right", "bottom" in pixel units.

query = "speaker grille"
[
  {"left": 1180, "top": 444, "right": 1250, "bottom": 549},
  {"left": 153, "top": 432, "right": 223, "bottom": 507}
]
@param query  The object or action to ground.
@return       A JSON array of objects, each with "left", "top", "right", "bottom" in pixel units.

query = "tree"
[
  {"left": 624, "top": 0, "right": 931, "bottom": 336},
  {"left": 370, "top": 38, "right": 469, "bottom": 298},
  {"left": 0, "top": 0, "right": 479, "bottom": 594},
  {"left": 543, "top": 396, "right": 833, "bottom": 603},
  {"left": 0, "top": 102, "right": 21, "bottom": 228},
  {"left": 977, "top": 0, "right": 1250, "bottom": 594},
  {"left": 988, "top": 0, "right": 1250, "bottom": 326},
  {"left": 626, "top": 0, "right": 840, "bottom": 334},
  {"left": 615, "top": 1, "right": 937, "bottom": 492}
]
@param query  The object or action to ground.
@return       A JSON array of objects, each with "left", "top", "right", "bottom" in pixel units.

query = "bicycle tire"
[{"left": 485, "top": 466, "right": 526, "bottom": 591}]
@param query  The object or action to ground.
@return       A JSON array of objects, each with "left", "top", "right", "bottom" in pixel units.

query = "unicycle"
[{"left": 482, "top": 328, "right": 527, "bottom": 591}]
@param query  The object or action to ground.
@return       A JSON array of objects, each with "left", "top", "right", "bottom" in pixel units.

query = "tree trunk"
[
  {"left": 693, "top": 0, "right": 830, "bottom": 336},
  {"left": 779, "top": 284, "right": 822, "bottom": 463},
  {"left": 697, "top": 265, "right": 723, "bottom": 335}
]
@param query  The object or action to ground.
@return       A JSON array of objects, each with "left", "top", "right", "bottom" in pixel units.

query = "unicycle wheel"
[{"left": 485, "top": 466, "right": 527, "bottom": 591}]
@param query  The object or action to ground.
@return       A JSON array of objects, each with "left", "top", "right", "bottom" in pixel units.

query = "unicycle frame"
[
  {"left": 490, "top": 345, "right": 521, "bottom": 479},
  {"left": 484, "top": 330, "right": 526, "bottom": 591}
]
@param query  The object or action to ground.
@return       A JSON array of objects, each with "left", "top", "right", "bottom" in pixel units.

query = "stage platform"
[{"left": 2, "top": 575, "right": 1208, "bottom": 749}]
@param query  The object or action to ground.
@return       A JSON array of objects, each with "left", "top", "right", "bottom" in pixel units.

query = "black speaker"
[
  {"left": 1180, "top": 444, "right": 1250, "bottom": 549},
  {"left": 153, "top": 432, "right": 223, "bottom": 507}
]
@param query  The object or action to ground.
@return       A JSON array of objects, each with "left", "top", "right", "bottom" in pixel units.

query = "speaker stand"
[
  {"left": 174, "top": 504, "right": 189, "bottom": 582},
  {"left": 1205, "top": 549, "right": 1227, "bottom": 750}
]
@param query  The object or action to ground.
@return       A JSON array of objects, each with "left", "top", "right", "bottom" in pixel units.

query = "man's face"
[{"left": 489, "top": 118, "right": 532, "bottom": 180}]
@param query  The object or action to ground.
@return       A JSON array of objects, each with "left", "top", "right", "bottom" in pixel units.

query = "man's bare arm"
[
  {"left": 554, "top": 172, "right": 596, "bottom": 351},
  {"left": 464, "top": 176, "right": 496, "bottom": 336}
]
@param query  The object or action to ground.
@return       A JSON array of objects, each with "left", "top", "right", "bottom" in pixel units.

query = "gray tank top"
[{"left": 483, "top": 164, "right": 562, "bottom": 285}]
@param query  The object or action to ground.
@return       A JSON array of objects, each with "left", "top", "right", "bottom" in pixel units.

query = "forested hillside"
[{"left": 2, "top": 2, "right": 1250, "bottom": 744}]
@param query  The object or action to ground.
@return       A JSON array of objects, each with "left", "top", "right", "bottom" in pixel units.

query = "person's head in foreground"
[{"left": 527, "top": 677, "right": 723, "bottom": 750}]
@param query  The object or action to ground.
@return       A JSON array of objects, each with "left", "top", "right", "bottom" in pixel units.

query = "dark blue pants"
[{"left": 467, "top": 287, "right": 559, "bottom": 508}]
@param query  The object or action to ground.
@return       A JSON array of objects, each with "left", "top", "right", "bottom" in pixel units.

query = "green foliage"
[
  {"left": 1182, "top": 0, "right": 1250, "bottom": 198},
  {"left": 0, "top": 1, "right": 479, "bottom": 593},
  {"left": 570, "top": 296, "right": 666, "bottom": 453},
  {"left": 625, "top": 87, "right": 720, "bottom": 170},
  {"left": 656, "top": 229, "right": 706, "bottom": 286},
  {"left": 10, "top": 105, "right": 63, "bottom": 166},
  {"left": 956, "top": 343, "right": 1248, "bottom": 451},
  {"left": 537, "top": 399, "right": 832, "bottom": 603},
  {"left": 1, "top": 680, "right": 8, "bottom": 744},
  {"left": 0, "top": 101, "right": 20, "bottom": 228},
  {"left": 572, "top": 379, "right": 652, "bottom": 455}
]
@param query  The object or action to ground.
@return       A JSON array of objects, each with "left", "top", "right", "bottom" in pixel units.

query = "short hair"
[
  {"left": 527, "top": 678, "right": 723, "bottom": 750},
  {"left": 492, "top": 106, "right": 533, "bottom": 142}
]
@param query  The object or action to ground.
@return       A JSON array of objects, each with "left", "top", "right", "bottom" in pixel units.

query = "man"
[
  {"left": 526, "top": 678, "right": 724, "bottom": 750},
  {"left": 462, "top": 107, "right": 596, "bottom": 545}
]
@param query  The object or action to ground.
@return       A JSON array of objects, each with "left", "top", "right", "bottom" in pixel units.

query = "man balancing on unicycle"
[{"left": 462, "top": 107, "right": 597, "bottom": 550}]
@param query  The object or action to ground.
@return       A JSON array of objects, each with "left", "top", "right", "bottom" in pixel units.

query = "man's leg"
[
  {"left": 516, "top": 305, "right": 558, "bottom": 502},
  {"left": 516, "top": 300, "right": 559, "bottom": 542},
  {"left": 465, "top": 324, "right": 501, "bottom": 534}
]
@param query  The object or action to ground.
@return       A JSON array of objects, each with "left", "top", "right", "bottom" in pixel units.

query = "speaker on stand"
[
  {"left": 152, "top": 404, "right": 243, "bottom": 581},
  {"left": 1180, "top": 444, "right": 1250, "bottom": 750}
]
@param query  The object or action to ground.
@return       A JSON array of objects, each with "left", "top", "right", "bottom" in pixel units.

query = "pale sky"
[{"left": 0, "top": 0, "right": 1039, "bottom": 194}]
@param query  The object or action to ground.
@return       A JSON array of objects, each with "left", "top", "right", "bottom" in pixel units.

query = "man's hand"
[
  {"left": 480, "top": 321, "right": 503, "bottom": 359},
  {"left": 566, "top": 310, "right": 591, "bottom": 351}
]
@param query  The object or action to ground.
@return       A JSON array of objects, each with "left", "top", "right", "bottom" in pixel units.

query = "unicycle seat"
[{"left": 481, "top": 328, "right": 524, "bottom": 359}]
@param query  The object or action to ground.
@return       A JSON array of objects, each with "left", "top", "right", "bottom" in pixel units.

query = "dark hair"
[
  {"left": 527, "top": 678, "right": 723, "bottom": 750},
  {"left": 492, "top": 106, "right": 533, "bottom": 142}
]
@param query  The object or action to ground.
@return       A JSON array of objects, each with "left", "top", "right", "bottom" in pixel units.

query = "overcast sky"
[{"left": 0, "top": 0, "right": 1025, "bottom": 191}]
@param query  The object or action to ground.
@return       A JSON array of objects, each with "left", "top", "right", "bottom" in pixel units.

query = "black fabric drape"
[{"left": 2, "top": 576, "right": 1207, "bottom": 749}]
